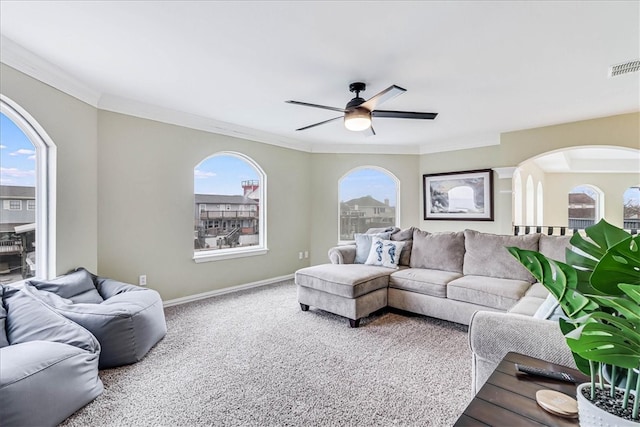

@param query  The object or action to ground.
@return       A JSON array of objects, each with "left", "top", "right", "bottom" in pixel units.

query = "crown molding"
[
  {"left": 1, "top": 35, "right": 101, "bottom": 107},
  {"left": 492, "top": 166, "right": 517, "bottom": 179},
  {"left": 418, "top": 133, "right": 500, "bottom": 154},
  {"left": 1, "top": 35, "right": 498, "bottom": 156},
  {"left": 97, "top": 94, "right": 313, "bottom": 152},
  {"left": 310, "top": 142, "right": 420, "bottom": 155}
]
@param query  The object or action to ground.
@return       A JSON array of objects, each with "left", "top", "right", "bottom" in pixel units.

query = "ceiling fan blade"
[
  {"left": 286, "top": 100, "right": 346, "bottom": 113},
  {"left": 372, "top": 110, "right": 438, "bottom": 120},
  {"left": 360, "top": 85, "right": 406, "bottom": 111},
  {"left": 295, "top": 116, "right": 342, "bottom": 131},
  {"left": 363, "top": 126, "right": 376, "bottom": 137}
]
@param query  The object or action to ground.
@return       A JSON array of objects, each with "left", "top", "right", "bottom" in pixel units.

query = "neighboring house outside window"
[
  {"left": 339, "top": 167, "right": 399, "bottom": 241},
  {"left": 0, "top": 98, "right": 56, "bottom": 283},
  {"left": 568, "top": 185, "right": 602, "bottom": 230},
  {"left": 623, "top": 186, "right": 640, "bottom": 230},
  {"left": 193, "top": 152, "right": 267, "bottom": 262}
]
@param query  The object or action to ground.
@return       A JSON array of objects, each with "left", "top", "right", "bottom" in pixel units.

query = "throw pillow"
[
  {"left": 391, "top": 227, "right": 416, "bottom": 266},
  {"left": 533, "top": 293, "right": 566, "bottom": 321},
  {"left": 364, "top": 238, "right": 406, "bottom": 269},
  {"left": 410, "top": 229, "right": 465, "bottom": 273},
  {"left": 28, "top": 267, "right": 104, "bottom": 304},
  {"left": 462, "top": 230, "right": 539, "bottom": 282},
  {"left": 354, "top": 232, "right": 391, "bottom": 264}
]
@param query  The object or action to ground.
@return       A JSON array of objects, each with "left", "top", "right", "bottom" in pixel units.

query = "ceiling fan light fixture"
[{"left": 344, "top": 108, "right": 371, "bottom": 131}]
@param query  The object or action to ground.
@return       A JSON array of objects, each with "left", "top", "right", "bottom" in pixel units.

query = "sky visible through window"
[
  {"left": 194, "top": 155, "right": 258, "bottom": 195},
  {"left": 340, "top": 168, "right": 396, "bottom": 206},
  {"left": 0, "top": 113, "right": 36, "bottom": 187}
]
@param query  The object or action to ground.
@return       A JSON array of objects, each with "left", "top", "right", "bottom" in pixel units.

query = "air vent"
[{"left": 609, "top": 59, "right": 640, "bottom": 77}]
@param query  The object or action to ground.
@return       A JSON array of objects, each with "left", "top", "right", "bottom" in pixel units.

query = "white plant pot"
[{"left": 576, "top": 383, "right": 638, "bottom": 427}]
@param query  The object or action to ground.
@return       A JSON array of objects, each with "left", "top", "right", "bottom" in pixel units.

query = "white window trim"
[
  {"left": 337, "top": 165, "right": 401, "bottom": 245},
  {"left": 193, "top": 151, "right": 267, "bottom": 263},
  {"left": 1, "top": 94, "right": 57, "bottom": 280}
]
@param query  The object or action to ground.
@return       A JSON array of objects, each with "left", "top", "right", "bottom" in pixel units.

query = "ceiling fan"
[{"left": 286, "top": 82, "right": 438, "bottom": 135}]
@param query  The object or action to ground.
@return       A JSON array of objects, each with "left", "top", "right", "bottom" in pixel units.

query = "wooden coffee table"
[{"left": 455, "top": 352, "right": 590, "bottom": 426}]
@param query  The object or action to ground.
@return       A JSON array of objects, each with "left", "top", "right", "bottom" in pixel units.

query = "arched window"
[
  {"left": 536, "top": 182, "right": 544, "bottom": 226},
  {"left": 193, "top": 152, "right": 267, "bottom": 262},
  {"left": 513, "top": 170, "right": 523, "bottom": 225},
  {"left": 623, "top": 186, "right": 640, "bottom": 230},
  {"left": 568, "top": 185, "right": 603, "bottom": 230},
  {"left": 526, "top": 176, "right": 534, "bottom": 225},
  {"left": 1, "top": 96, "right": 56, "bottom": 282},
  {"left": 339, "top": 167, "right": 399, "bottom": 241}
]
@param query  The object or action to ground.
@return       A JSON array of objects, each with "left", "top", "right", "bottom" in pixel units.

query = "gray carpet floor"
[{"left": 61, "top": 280, "right": 473, "bottom": 426}]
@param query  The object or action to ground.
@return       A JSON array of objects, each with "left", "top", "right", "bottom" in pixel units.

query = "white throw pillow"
[
  {"left": 354, "top": 232, "right": 391, "bottom": 264},
  {"left": 365, "top": 238, "right": 406, "bottom": 269}
]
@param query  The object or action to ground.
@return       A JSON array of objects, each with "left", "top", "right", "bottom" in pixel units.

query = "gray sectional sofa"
[{"left": 295, "top": 227, "right": 575, "bottom": 390}]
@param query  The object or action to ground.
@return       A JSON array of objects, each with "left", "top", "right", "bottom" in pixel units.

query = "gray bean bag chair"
[
  {"left": 28, "top": 268, "right": 167, "bottom": 369},
  {"left": 0, "top": 284, "right": 103, "bottom": 427}
]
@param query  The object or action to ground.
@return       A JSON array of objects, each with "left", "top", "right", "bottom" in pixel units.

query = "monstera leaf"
[
  {"left": 590, "top": 235, "right": 640, "bottom": 295},
  {"left": 507, "top": 248, "right": 597, "bottom": 318},
  {"left": 566, "top": 219, "right": 631, "bottom": 295}
]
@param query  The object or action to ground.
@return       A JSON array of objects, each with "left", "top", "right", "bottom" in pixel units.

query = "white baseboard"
[{"left": 162, "top": 274, "right": 294, "bottom": 307}]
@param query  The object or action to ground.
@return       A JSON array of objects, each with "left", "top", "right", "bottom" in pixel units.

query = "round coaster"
[{"left": 536, "top": 389, "right": 578, "bottom": 418}]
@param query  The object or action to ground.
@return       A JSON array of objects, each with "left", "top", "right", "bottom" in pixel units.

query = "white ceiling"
[{"left": 0, "top": 1, "right": 638, "bottom": 154}]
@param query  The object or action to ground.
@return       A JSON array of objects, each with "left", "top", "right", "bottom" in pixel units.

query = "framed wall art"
[{"left": 423, "top": 169, "right": 494, "bottom": 221}]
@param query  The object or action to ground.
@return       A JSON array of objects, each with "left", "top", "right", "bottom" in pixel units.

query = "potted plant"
[{"left": 508, "top": 219, "right": 640, "bottom": 425}]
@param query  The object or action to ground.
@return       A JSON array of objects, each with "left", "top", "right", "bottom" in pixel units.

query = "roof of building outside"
[
  {"left": 343, "top": 196, "right": 388, "bottom": 208},
  {"left": 0, "top": 185, "right": 35, "bottom": 198},
  {"left": 569, "top": 193, "right": 595, "bottom": 204},
  {"left": 195, "top": 194, "right": 258, "bottom": 205}
]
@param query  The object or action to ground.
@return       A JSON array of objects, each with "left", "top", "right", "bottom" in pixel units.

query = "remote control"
[{"left": 515, "top": 364, "right": 577, "bottom": 383}]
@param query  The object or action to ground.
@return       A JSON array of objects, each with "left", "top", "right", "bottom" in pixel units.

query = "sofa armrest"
[
  {"left": 468, "top": 310, "right": 575, "bottom": 394},
  {"left": 328, "top": 245, "right": 356, "bottom": 264}
]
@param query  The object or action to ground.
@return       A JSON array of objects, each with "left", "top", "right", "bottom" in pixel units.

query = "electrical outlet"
[
  {"left": 304, "top": 251, "right": 309, "bottom": 259},
  {"left": 298, "top": 252, "right": 303, "bottom": 260},
  {"left": 139, "top": 275, "right": 147, "bottom": 286}
]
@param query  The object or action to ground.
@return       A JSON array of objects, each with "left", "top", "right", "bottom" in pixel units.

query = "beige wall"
[
  {"left": 309, "top": 153, "right": 420, "bottom": 265},
  {"left": 501, "top": 113, "right": 640, "bottom": 164},
  {"left": 418, "top": 113, "right": 640, "bottom": 235},
  {"left": 97, "top": 111, "right": 311, "bottom": 300},
  {"left": 543, "top": 173, "right": 638, "bottom": 228},
  {"left": 418, "top": 145, "right": 512, "bottom": 234},
  {"left": 1, "top": 64, "right": 99, "bottom": 275},
  {"left": 3, "top": 63, "right": 639, "bottom": 300}
]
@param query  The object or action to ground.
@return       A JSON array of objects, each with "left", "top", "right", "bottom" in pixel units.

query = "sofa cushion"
[
  {"left": 29, "top": 268, "right": 104, "bottom": 304},
  {"left": 410, "top": 230, "right": 465, "bottom": 273},
  {"left": 539, "top": 234, "right": 572, "bottom": 263},
  {"left": 447, "top": 275, "right": 532, "bottom": 311},
  {"left": 463, "top": 230, "right": 539, "bottom": 282},
  {"left": 533, "top": 293, "right": 566, "bottom": 321},
  {"left": 508, "top": 296, "right": 546, "bottom": 316},
  {"left": 0, "top": 286, "right": 8, "bottom": 348},
  {"left": 354, "top": 232, "right": 391, "bottom": 264},
  {"left": 295, "top": 264, "right": 392, "bottom": 299},
  {"left": 391, "top": 227, "right": 416, "bottom": 267},
  {"left": 365, "top": 238, "right": 405, "bottom": 269},
  {"left": 389, "top": 268, "right": 462, "bottom": 298},
  {"left": 525, "top": 282, "right": 550, "bottom": 299}
]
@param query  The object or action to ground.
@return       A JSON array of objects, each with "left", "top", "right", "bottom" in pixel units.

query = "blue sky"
[
  {"left": 0, "top": 113, "right": 36, "bottom": 187},
  {"left": 194, "top": 155, "right": 259, "bottom": 195},
  {"left": 339, "top": 168, "right": 396, "bottom": 205}
]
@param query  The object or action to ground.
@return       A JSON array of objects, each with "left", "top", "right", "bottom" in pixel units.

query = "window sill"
[{"left": 193, "top": 247, "right": 269, "bottom": 263}]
